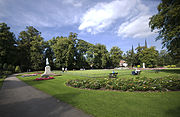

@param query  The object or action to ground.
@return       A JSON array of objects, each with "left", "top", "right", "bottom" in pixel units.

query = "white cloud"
[
  {"left": 117, "top": 15, "right": 155, "bottom": 38},
  {"left": 79, "top": 0, "right": 155, "bottom": 38},
  {"left": 62, "top": 0, "right": 82, "bottom": 7},
  {"left": 79, "top": 0, "right": 137, "bottom": 34}
]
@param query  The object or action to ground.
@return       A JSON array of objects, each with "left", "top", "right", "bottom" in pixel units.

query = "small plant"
[{"left": 15, "top": 66, "right": 21, "bottom": 73}]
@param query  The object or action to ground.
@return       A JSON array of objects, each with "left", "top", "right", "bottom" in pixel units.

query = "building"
[{"left": 119, "top": 60, "right": 128, "bottom": 67}]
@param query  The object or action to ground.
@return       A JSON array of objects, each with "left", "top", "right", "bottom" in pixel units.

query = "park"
[{"left": 0, "top": 0, "right": 180, "bottom": 117}]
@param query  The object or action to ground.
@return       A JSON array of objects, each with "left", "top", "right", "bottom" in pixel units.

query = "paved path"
[{"left": 0, "top": 74, "right": 92, "bottom": 117}]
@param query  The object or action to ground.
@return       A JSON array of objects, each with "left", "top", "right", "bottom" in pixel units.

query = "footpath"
[{"left": 0, "top": 74, "right": 92, "bottom": 117}]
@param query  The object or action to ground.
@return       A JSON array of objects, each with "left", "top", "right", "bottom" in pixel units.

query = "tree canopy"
[
  {"left": 0, "top": 22, "right": 177, "bottom": 75},
  {"left": 149, "top": 0, "right": 180, "bottom": 62}
]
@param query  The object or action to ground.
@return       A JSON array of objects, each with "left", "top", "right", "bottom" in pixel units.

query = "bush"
[
  {"left": 171, "top": 65, "right": 176, "bottom": 68},
  {"left": 67, "top": 76, "right": 180, "bottom": 92},
  {"left": 164, "top": 65, "right": 176, "bottom": 68},
  {"left": 176, "top": 62, "right": 180, "bottom": 67},
  {"left": 148, "top": 65, "right": 153, "bottom": 68},
  {"left": 137, "top": 65, "right": 141, "bottom": 68},
  {"left": 3, "top": 71, "right": 12, "bottom": 75},
  {"left": 15, "top": 66, "right": 21, "bottom": 73},
  {"left": 8, "top": 64, "right": 15, "bottom": 72},
  {"left": 3, "top": 63, "right": 8, "bottom": 70}
]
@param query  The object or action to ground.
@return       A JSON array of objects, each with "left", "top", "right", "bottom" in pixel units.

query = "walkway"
[{"left": 0, "top": 74, "right": 92, "bottom": 117}]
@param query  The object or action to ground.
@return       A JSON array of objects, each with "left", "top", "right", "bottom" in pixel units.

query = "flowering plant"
[
  {"left": 35, "top": 77, "right": 54, "bottom": 81},
  {"left": 67, "top": 75, "right": 180, "bottom": 92}
]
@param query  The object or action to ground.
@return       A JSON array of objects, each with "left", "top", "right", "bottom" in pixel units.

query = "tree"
[
  {"left": 158, "top": 50, "right": 174, "bottom": 66},
  {"left": 44, "top": 41, "right": 55, "bottom": 69},
  {"left": 0, "top": 23, "right": 17, "bottom": 66},
  {"left": 18, "top": 26, "right": 45, "bottom": 71},
  {"left": 125, "top": 45, "right": 135, "bottom": 67},
  {"left": 149, "top": 0, "right": 180, "bottom": 62},
  {"left": 110, "top": 46, "right": 123, "bottom": 68},
  {"left": 76, "top": 39, "right": 90, "bottom": 69},
  {"left": 136, "top": 46, "right": 159, "bottom": 68}
]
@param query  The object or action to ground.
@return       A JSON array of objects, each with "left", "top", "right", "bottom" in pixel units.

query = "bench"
[
  {"left": 132, "top": 70, "right": 141, "bottom": 75},
  {"left": 109, "top": 73, "right": 118, "bottom": 78}
]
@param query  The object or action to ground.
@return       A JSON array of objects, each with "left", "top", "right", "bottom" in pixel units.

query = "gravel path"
[{"left": 0, "top": 74, "right": 92, "bottom": 117}]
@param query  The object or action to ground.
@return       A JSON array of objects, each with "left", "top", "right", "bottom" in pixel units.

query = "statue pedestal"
[{"left": 42, "top": 66, "right": 53, "bottom": 76}]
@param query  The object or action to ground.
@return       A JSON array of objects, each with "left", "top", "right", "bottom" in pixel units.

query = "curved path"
[{"left": 0, "top": 74, "right": 92, "bottom": 117}]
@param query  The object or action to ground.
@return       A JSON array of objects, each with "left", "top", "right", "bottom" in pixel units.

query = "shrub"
[
  {"left": 67, "top": 76, "right": 180, "bottom": 92},
  {"left": 15, "top": 66, "right": 21, "bottom": 73},
  {"left": 148, "top": 65, "right": 153, "bottom": 68},
  {"left": 8, "top": 65, "right": 15, "bottom": 72},
  {"left": 137, "top": 65, "right": 141, "bottom": 68},
  {"left": 176, "top": 62, "right": 180, "bottom": 67},
  {"left": 3, "top": 63, "right": 8, "bottom": 70},
  {"left": 171, "top": 65, "right": 176, "bottom": 68},
  {"left": 3, "top": 71, "right": 12, "bottom": 75}
]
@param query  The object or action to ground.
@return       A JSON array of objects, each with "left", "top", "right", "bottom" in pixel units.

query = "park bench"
[
  {"left": 132, "top": 70, "right": 141, "bottom": 75},
  {"left": 109, "top": 72, "right": 118, "bottom": 78}
]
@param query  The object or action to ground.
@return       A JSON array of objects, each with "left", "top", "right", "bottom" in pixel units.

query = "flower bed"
[
  {"left": 35, "top": 72, "right": 43, "bottom": 74},
  {"left": 35, "top": 77, "right": 54, "bottom": 81},
  {"left": 67, "top": 76, "right": 180, "bottom": 92}
]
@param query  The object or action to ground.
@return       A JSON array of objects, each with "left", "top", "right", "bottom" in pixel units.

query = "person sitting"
[{"left": 132, "top": 68, "right": 141, "bottom": 75}]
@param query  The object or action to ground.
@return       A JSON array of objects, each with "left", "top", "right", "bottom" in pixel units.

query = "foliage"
[
  {"left": 136, "top": 46, "right": 158, "bottom": 68},
  {"left": 110, "top": 46, "right": 123, "bottom": 68},
  {"left": 157, "top": 50, "right": 174, "bottom": 66},
  {"left": 124, "top": 46, "right": 135, "bottom": 67},
  {"left": 3, "top": 63, "right": 8, "bottom": 70},
  {"left": 165, "top": 65, "right": 176, "bottom": 68},
  {"left": 18, "top": 26, "right": 45, "bottom": 71},
  {"left": 0, "top": 23, "right": 17, "bottom": 66},
  {"left": 149, "top": 0, "right": 180, "bottom": 62},
  {"left": 67, "top": 76, "right": 180, "bottom": 91},
  {"left": 15, "top": 66, "right": 21, "bottom": 73}
]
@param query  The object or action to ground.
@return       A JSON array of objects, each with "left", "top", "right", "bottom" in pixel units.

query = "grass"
[
  {"left": 17, "top": 69, "right": 180, "bottom": 117},
  {"left": 0, "top": 78, "right": 5, "bottom": 89}
]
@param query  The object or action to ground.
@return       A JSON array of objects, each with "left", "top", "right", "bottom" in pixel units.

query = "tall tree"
[
  {"left": 92, "top": 44, "right": 109, "bottom": 68},
  {"left": 18, "top": 26, "right": 45, "bottom": 71},
  {"left": 110, "top": 46, "right": 123, "bottom": 68},
  {"left": 0, "top": 23, "right": 17, "bottom": 67},
  {"left": 125, "top": 45, "right": 135, "bottom": 67},
  {"left": 149, "top": 0, "right": 180, "bottom": 62},
  {"left": 136, "top": 46, "right": 159, "bottom": 67}
]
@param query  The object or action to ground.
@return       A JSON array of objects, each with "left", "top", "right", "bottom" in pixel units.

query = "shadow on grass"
[
  {"left": 166, "top": 106, "right": 180, "bottom": 117},
  {"left": 53, "top": 92, "right": 81, "bottom": 106},
  {"left": 159, "top": 69, "right": 180, "bottom": 74}
]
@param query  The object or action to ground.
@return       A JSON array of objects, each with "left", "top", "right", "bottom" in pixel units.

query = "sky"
[{"left": 0, "top": 0, "right": 162, "bottom": 52}]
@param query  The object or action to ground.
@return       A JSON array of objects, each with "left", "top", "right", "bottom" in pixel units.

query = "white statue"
[
  {"left": 46, "top": 58, "right": 49, "bottom": 66},
  {"left": 143, "top": 63, "right": 145, "bottom": 68}
]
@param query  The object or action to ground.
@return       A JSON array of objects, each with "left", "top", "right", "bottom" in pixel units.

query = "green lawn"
[{"left": 18, "top": 69, "right": 180, "bottom": 117}]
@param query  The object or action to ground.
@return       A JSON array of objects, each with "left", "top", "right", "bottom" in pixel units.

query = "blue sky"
[{"left": 0, "top": 0, "right": 162, "bottom": 52}]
